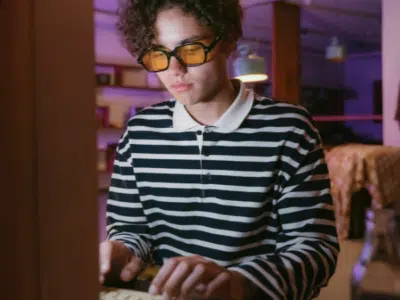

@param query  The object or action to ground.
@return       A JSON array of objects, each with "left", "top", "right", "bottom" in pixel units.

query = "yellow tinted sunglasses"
[{"left": 137, "top": 36, "right": 221, "bottom": 72}]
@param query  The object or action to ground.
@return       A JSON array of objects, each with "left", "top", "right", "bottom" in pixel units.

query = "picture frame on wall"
[
  {"left": 96, "top": 106, "right": 110, "bottom": 128},
  {"left": 95, "top": 73, "right": 112, "bottom": 86}
]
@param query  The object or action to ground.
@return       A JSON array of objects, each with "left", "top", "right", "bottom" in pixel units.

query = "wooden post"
[
  {"left": 272, "top": 1, "right": 301, "bottom": 104},
  {"left": 0, "top": 0, "right": 99, "bottom": 299}
]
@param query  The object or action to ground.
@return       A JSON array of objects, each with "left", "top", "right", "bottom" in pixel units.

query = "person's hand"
[
  {"left": 99, "top": 240, "right": 143, "bottom": 284},
  {"left": 148, "top": 255, "right": 245, "bottom": 300}
]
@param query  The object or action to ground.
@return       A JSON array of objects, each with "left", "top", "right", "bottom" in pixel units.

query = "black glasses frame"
[{"left": 137, "top": 36, "right": 222, "bottom": 72}]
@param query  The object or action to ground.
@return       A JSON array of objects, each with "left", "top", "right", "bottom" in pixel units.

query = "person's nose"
[{"left": 168, "top": 56, "right": 186, "bottom": 75}]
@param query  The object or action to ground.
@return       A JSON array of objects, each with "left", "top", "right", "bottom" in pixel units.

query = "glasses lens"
[
  {"left": 142, "top": 50, "right": 168, "bottom": 71},
  {"left": 177, "top": 43, "right": 206, "bottom": 65}
]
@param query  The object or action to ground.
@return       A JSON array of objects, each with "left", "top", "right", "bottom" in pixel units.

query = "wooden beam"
[
  {"left": 35, "top": 0, "right": 99, "bottom": 299},
  {"left": 272, "top": 1, "right": 301, "bottom": 104},
  {"left": 1, "top": 0, "right": 99, "bottom": 299},
  {"left": 0, "top": 0, "right": 39, "bottom": 298}
]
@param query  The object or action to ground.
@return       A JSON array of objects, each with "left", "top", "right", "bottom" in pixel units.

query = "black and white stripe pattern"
[{"left": 106, "top": 95, "right": 339, "bottom": 299}]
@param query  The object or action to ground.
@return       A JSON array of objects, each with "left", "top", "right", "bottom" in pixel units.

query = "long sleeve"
[
  {"left": 229, "top": 113, "right": 340, "bottom": 300},
  {"left": 106, "top": 130, "right": 153, "bottom": 261}
]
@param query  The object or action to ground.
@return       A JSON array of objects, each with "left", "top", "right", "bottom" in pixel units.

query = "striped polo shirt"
[{"left": 106, "top": 80, "right": 339, "bottom": 299}]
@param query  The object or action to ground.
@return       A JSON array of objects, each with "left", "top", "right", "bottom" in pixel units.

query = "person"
[{"left": 99, "top": 0, "right": 340, "bottom": 299}]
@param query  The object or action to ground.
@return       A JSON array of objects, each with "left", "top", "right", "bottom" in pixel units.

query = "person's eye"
[
  {"left": 150, "top": 51, "right": 165, "bottom": 59},
  {"left": 184, "top": 45, "right": 202, "bottom": 53}
]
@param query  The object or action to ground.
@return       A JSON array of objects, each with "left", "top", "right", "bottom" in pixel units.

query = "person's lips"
[{"left": 171, "top": 82, "right": 193, "bottom": 92}]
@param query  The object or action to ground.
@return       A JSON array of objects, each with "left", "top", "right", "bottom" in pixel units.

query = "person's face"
[{"left": 152, "top": 7, "right": 232, "bottom": 107}]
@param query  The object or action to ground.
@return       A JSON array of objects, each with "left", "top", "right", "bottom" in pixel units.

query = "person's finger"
[
  {"left": 194, "top": 283, "right": 206, "bottom": 294},
  {"left": 149, "top": 258, "right": 180, "bottom": 296},
  {"left": 162, "top": 261, "right": 194, "bottom": 298},
  {"left": 99, "top": 241, "right": 112, "bottom": 274},
  {"left": 204, "top": 271, "right": 231, "bottom": 298},
  {"left": 178, "top": 263, "right": 205, "bottom": 299},
  {"left": 120, "top": 256, "right": 144, "bottom": 282}
]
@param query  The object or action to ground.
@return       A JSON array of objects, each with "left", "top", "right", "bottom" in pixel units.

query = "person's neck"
[{"left": 185, "top": 80, "right": 237, "bottom": 126}]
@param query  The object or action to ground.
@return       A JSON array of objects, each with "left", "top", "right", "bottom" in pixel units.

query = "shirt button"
[{"left": 196, "top": 130, "right": 202, "bottom": 136}]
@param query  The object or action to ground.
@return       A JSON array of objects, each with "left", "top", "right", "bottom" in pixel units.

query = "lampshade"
[
  {"left": 326, "top": 37, "right": 346, "bottom": 63},
  {"left": 233, "top": 44, "right": 268, "bottom": 83}
]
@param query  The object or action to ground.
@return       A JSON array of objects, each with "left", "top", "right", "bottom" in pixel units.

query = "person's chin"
[{"left": 172, "top": 91, "right": 199, "bottom": 106}]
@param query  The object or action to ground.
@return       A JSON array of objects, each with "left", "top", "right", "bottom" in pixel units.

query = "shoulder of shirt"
[
  {"left": 125, "top": 99, "right": 176, "bottom": 127},
  {"left": 253, "top": 93, "right": 309, "bottom": 116},
  {"left": 253, "top": 93, "right": 315, "bottom": 127}
]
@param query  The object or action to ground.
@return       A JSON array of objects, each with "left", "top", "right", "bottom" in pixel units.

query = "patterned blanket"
[{"left": 325, "top": 144, "right": 400, "bottom": 239}]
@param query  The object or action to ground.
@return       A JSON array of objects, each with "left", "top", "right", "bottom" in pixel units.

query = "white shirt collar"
[{"left": 172, "top": 80, "right": 254, "bottom": 133}]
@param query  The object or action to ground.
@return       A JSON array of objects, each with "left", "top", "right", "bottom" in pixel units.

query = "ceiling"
[{"left": 95, "top": 0, "right": 382, "bottom": 55}]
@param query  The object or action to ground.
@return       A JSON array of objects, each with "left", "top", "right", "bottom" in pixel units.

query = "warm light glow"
[
  {"left": 235, "top": 74, "right": 268, "bottom": 83},
  {"left": 233, "top": 44, "right": 268, "bottom": 83},
  {"left": 325, "top": 37, "right": 346, "bottom": 63},
  {"left": 327, "top": 56, "right": 346, "bottom": 63}
]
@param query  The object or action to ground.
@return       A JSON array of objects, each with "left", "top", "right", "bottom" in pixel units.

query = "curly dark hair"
[{"left": 117, "top": 0, "right": 243, "bottom": 57}]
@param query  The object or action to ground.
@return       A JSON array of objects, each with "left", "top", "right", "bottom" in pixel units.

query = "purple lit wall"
[
  {"left": 301, "top": 53, "right": 345, "bottom": 88},
  {"left": 344, "top": 52, "right": 383, "bottom": 142},
  {"left": 382, "top": 0, "right": 400, "bottom": 146},
  {"left": 228, "top": 47, "right": 345, "bottom": 89},
  {"left": 94, "top": 10, "right": 345, "bottom": 89},
  {"left": 94, "top": 7, "right": 349, "bottom": 130}
]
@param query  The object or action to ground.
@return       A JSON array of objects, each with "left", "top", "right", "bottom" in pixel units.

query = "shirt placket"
[
  {"left": 195, "top": 126, "right": 213, "bottom": 200},
  {"left": 195, "top": 128, "right": 205, "bottom": 199}
]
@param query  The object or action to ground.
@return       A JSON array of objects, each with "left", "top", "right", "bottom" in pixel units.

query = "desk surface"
[
  {"left": 100, "top": 286, "right": 208, "bottom": 300},
  {"left": 100, "top": 287, "right": 163, "bottom": 300},
  {"left": 100, "top": 265, "right": 207, "bottom": 300}
]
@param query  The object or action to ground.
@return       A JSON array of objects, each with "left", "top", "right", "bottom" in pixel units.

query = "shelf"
[
  {"left": 96, "top": 62, "right": 167, "bottom": 93},
  {"left": 98, "top": 127, "right": 124, "bottom": 133},
  {"left": 97, "top": 127, "right": 124, "bottom": 138},
  {"left": 312, "top": 115, "right": 383, "bottom": 122},
  {"left": 97, "top": 127, "right": 124, "bottom": 148},
  {"left": 96, "top": 62, "right": 142, "bottom": 70}
]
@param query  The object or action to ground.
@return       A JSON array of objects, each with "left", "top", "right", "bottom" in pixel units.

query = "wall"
[
  {"left": 240, "top": 44, "right": 345, "bottom": 89},
  {"left": 301, "top": 51, "right": 345, "bottom": 89},
  {"left": 382, "top": 0, "right": 400, "bottom": 146},
  {"left": 94, "top": 11, "right": 345, "bottom": 122},
  {"left": 344, "top": 52, "right": 383, "bottom": 142}
]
